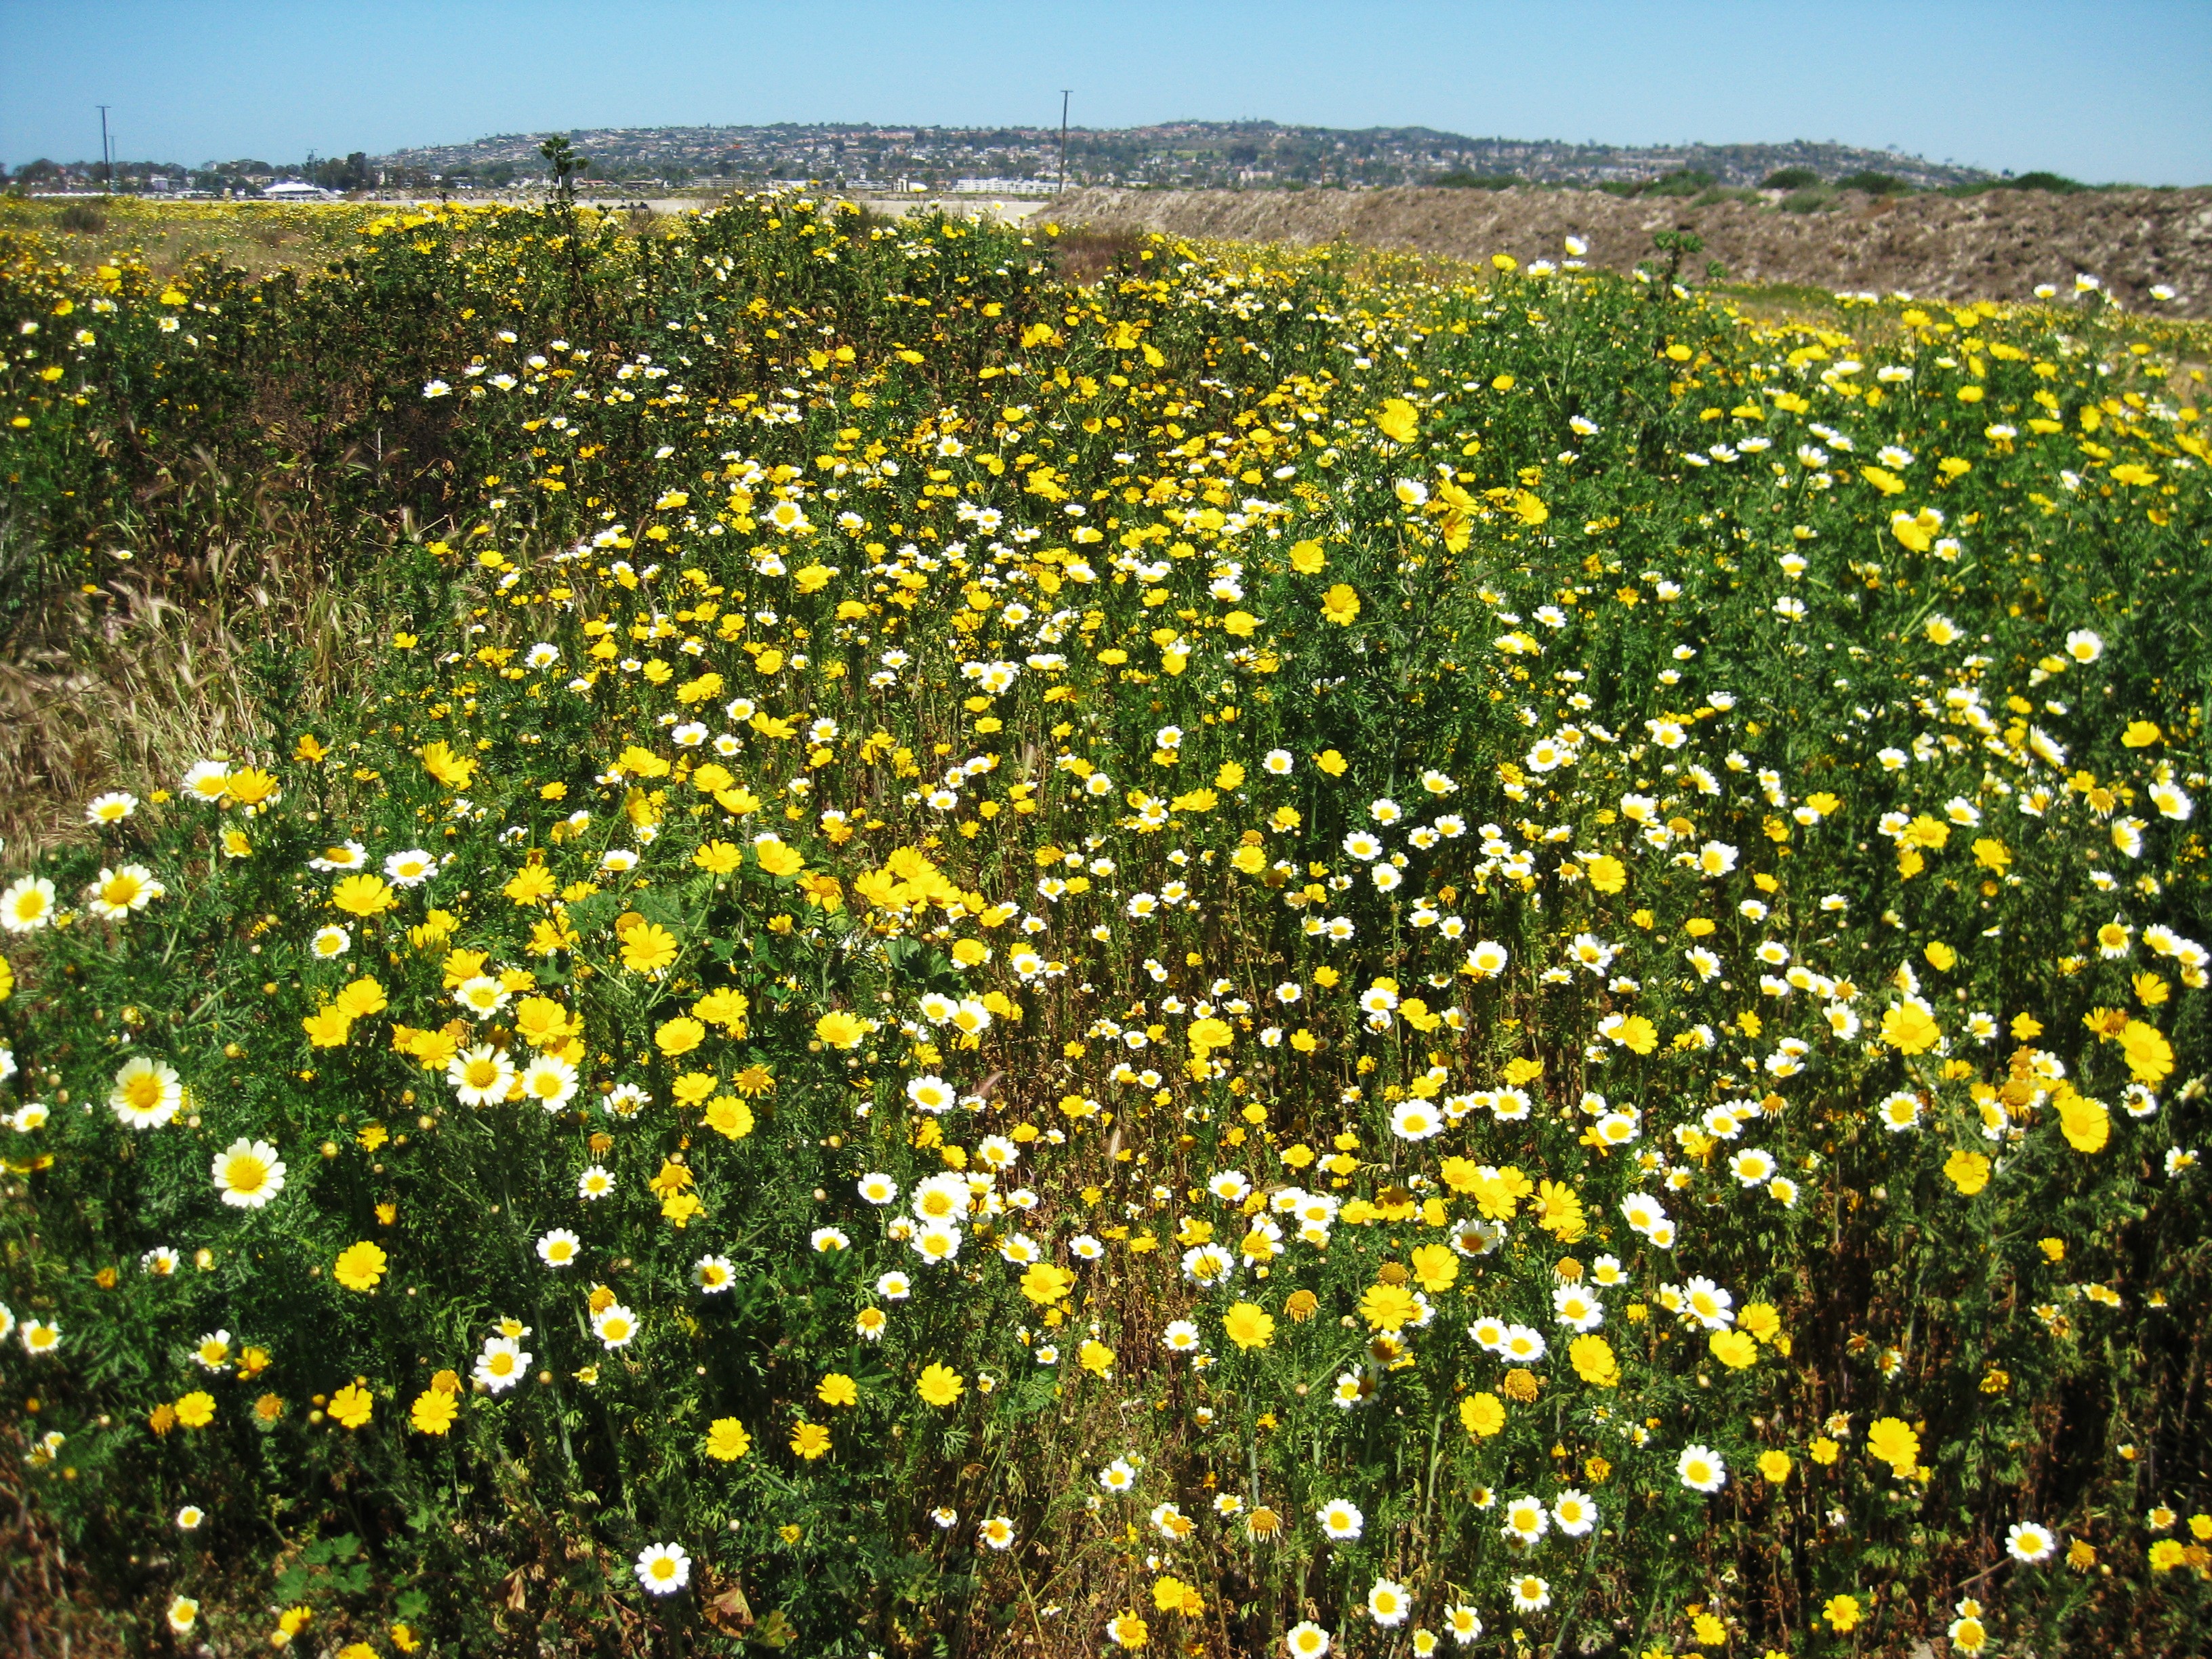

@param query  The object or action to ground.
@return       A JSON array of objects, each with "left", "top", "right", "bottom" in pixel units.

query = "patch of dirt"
[{"left": 1051, "top": 184, "right": 2212, "bottom": 314}]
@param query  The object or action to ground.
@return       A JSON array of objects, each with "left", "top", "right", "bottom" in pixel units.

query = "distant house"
[{"left": 263, "top": 179, "right": 335, "bottom": 201}]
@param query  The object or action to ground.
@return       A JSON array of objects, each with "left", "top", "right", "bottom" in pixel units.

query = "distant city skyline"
[{"left": 4, "top": 0, "right": 2208, "bottom": 186}]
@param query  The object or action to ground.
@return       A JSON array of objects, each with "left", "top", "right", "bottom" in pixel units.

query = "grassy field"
[{"left": 1, "top": 198, "right": 2209, "bottom": 1658}]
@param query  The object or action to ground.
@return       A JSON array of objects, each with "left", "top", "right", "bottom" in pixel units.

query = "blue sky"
[{"left": 5, "top": 0, "right": 2208, "bottom": 184}]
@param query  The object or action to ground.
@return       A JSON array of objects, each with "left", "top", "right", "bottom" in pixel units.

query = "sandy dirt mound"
[{"left": 1053, "top": 185, "right": 2212, "bottom": 315}]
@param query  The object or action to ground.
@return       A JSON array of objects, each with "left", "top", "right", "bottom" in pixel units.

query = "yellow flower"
[
  {"left": 1408, "top": 1242, "right": 1459, "bottom": 1294},
  {"left": 1223, "top": 1301, "right": 1276, "bottom": 1350},
  {"left": 817, "top": 1373, "right": 859, "bottom": 1408},
  {"left": 328, "top": 1383, "right": 374, "bottom": 1429},
  {"left": 1107, "top": 1611, "right": 1150, "bottom": 1650},
  {"left": 333, "top": 1241, "right": 388, "bottom": 1292},
  {"left": 754, "top": 838, "right": 806, "bottom": 878},
  {"left": 694, "top": 986, "right": 752, "bottom": 1033},
  {"left": 1186, "top": 1017, "right": 1233, "bottom": 1057},
  {"left": 1319, "top": 583, "right": 1362, "bottom": 626},
  {"left": 815, "top": 1010, "right": 868, "bottom": 1049},
  {"left": 1020, "top": 1263, "right": 1073, "bottom": 1305},
  {"left": 512, "top": 995, "right": 577, "bottom": 1048},
  {"left": 329, "top": 875, "right": 397, "bottom": 917},
  {"left": 1151, "top": 1575, "right": 1202, "bottom": 1615},
  {"left": 1880, "top": 1001, "right": 1942, "bottom": 1054},
  {"left": 705, "top": 1417, "right": 752, "bottom": 1460},
  {"left": 1585, "top": 854, "right": 1627, "bottom": 894},
  {"left": 1709, "top": 1330, "right": 1758, "bottom": 1369},
  {"left": 410, "top": 1389, "right": 458, "bottom": 1435},
  {"left": 1758, "top": 1450, "right": 1793, "bottom": 1483},
  {"left": 1288, "top": 539, "right": 1327, "bottom": 574},
  {"left": 1809, "top": 1436, "right": 1841, "bottom": 1465},
  {"left": 1372, "top": 398, "right": 1419, "bottom": 443},
  {"left": 173, "top": 1391, "right": 216, "bottom": 1429},
  {"left": 704, "top": 1096, "right": 756, "bottom": 1139},
  {"left": 694, "top": 840, "right": 744, "bottom": 874},
  {"left": 503, "top": 865, "right": 558, "bottom": 906},
  {"left": 419, "top": 740, "right": 478, "bottom": 790},
  {"left": 653, "top": 1016, "right": 705, "bottom": 1057},
  {"left": 790, "top": 1420, "right": 832, "bottom": 1460},
  {"left": 621, "top": 922, "right": 680, "bottom": 972},
  {"left": 1534, "top": 1179, "right": 1586, "bottom": 1240},
  {"left": 916, "top": 1363, "right": 966, "bottom": 1406},
  {"left": 1569, "top": 1334, "right": 1620, "bottom": 1387},
  {"left": 1459, "top": 1391, "right": 1505, "bottom": 1437},
  {"left": 1357, "top": 1282, "right": 1415, "bottom": 1332},
  {"left": 2118, "top": 1019, "right": 2173, "bottom": 1083},
  {"left": 1822, "top": 1594, "right": 1861, "bottom": 1633},
  {"left": 1866, "top": 1416, "right": 1919, "bottom": 1474},
  {"left": 2057, "top": 1090, "right": 2110, "bottom": 1153},
  {"left": 1944, "top": 1149, "right": 1992, "bottom": 1194}
]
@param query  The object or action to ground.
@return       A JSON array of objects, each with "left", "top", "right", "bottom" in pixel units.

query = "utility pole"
[
  {"left": 98, "top": 105, "right": 112, "bottom": 191},
  {"left": 1058, "top": 90, "right": 1070, "bottom": 194}
]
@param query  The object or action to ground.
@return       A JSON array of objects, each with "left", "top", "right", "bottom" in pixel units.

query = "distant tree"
[
  {"left": 1835, "top": 170, "right": 1910, "bottom": 197},
  {"left": 539, "top": 136, "right": 583, "bottom": 203},
  {"left": 1761, "top": 167, "right": 1820, "bottom": 190},
  {"left": 306, "top": 151, "right": 371, "bottom": 191},
  {"left": 2003, "top": 171, "right": 2085, "bottom": 194}
]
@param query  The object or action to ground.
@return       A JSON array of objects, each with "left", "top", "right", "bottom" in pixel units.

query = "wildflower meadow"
[{"left": 0, "top": 196, "right": 2207, "bottom": 1657}]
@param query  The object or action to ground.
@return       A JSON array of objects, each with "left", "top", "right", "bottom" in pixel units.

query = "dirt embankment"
[{"left": 1052, "top": 184, "right": 2212, "bottom": 314}]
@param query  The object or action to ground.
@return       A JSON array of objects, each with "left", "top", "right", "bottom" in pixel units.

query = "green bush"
[{"left": 1, "top": 202, "right": 2209, "bottom": 1658}]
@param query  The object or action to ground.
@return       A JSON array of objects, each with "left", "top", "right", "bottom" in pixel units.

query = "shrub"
[{"left": 1, "top": 201, "right": 2209, "bottom": 1658}]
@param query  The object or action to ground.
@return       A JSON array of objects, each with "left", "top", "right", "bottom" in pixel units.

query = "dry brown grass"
[
  {"left": 0, "top": 196, "right": 382, "bottom": 279},
  {"left": 0, "top": 513, "right": 390, "bottom": 859}
]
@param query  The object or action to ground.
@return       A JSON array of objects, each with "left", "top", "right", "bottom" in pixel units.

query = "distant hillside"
[
  {"left": 375, "top": 121, "right": 1997, "bottom": 192},
  {"left": 1051, "top": 183, "right": 2211, "bottom": 314}
]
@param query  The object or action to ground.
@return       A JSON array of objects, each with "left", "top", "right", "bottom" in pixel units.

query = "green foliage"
[
  {"left": 1, "top": 201, "right": 2210, "bottom": 1658},
  {"left": 2006, "top": 171, "right": 2089, "bottom": 194}
]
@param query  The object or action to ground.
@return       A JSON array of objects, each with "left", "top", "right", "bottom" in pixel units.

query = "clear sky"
[{"left": 5, "top": 0, "right": 2208, "bottom": 184}]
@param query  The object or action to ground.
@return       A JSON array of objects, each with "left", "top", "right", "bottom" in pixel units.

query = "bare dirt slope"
[{"left": 1052, "top": 185, "right": 2212, "bottom": 314}]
